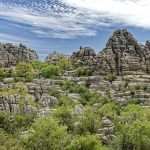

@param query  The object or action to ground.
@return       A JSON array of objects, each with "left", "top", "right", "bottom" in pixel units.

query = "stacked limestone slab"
[
  {"left": 95, "top": 29, "right": 150, "bottom": 75},
  {"left": 71, "top": 46, "right": 96, "bottom": 67},
  {"left": 0, "top": 43, "right": 38, "bottom": 67},
  {"left": 71, "top": 29, "right": 150, "bottom": 76},
  {"left": 0, "top": 29, "right": 150, "bottom": 114}
]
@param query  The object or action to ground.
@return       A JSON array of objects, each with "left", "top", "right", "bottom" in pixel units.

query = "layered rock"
[
  {"left": 71, "top": 46, "right": 96, "bottom": 67},
  {"left": 0, "top": 43, "right": 38, "bottom": 67},
  {"left": 45, "top": 51, "right": 69, "bottom": 65},
  {"left": 0, "top": 79, "right": 61, "bottom": 113},
  {"left": 94, "top": 29, "right": 150, "bottom": 75},
  {"left": 70, "top": 29, "right": 150, "bottom": 76},
  {"left": 98, "top": 117, "right": 115, "bottom": 144}
]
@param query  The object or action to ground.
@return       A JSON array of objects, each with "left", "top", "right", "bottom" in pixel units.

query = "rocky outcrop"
[
  {"left": 0, "top": 43, "right": 38, "bottom": 67},
  {"left": 71, "top": 29, "right": 150, "bottom": 76},
  {"left": 71, "top": 46, "right": 96, "bottom": 67},
  {"left": 98, "top": 117, "right": 116, "bottom": 144},
  {"left": 95, "top": 29, "right": 150, "bottom": 75},
  {"left": 0, "top": 95, "right": 37, "bottom": 114},
  {"left": 45, "top": 51, "right": 69, "bottom": 65},
  {"left": 0, "top": 79, "right": 61, "bottom": 114}
]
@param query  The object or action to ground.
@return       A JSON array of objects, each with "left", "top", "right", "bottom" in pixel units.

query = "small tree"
[
  {"left": 23, "top": 117, "right": 69, "bottom": 150},
  {"left": 57, "top": 57, "right": 72, "bottom": 72},
  {"left": 30, "top": 60, "right": 43, "bottom": 70},
  {"left": 67, "top": 134, "right": 104, "bottom": 150},
  {"left": 41, "top": 65, "right": 60, "bottom": 78},
  {"left": 76, "top": 66, "right": 92, "bottom": 77},
  {"left": 16, "top": 62, "right": 34, "bottom": 82}
]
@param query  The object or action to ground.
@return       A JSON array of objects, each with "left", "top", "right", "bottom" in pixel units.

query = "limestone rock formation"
[
  {"left": 0, "top": 43, "right": 38, "bottom": 67},
  {"left": 45, "top": 51, "right": 69, "bottom": 65},
  {"left": 98, "top": 117, "right": 115, "bottom": 144},
  {"left": 94, "top": 29, "right": 150, "bottom": 75},
  {"left": 71, "top": 46, "right": 96, "bottom": 67}
]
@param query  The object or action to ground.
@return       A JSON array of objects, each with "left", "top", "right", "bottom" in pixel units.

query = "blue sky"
[{"left": 0, "top": 0, "right": 150, "bottom": 60}]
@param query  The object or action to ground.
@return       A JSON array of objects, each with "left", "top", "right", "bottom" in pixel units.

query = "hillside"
[{"left": 0, "top": 29, "right": 150, "bottom": 150}]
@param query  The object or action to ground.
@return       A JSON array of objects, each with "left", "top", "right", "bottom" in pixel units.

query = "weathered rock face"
[
  {"left": 0, "top": 43, "right": 38, "bottom": 67},
  {"left": 94, "top": 29, "right": 150, "bottom": 75},
  {"left": 0, "top": 79, "right": 61, "bottom": 114},
  {"left": 98, "top": 117, "right": 116, "bottom": 144},
  {"left": 71, "top": 46, "right": 96, "bottom": 67},
  {"left": 0, "top": 95, "right": 38, "bottom": 114},
  {"left": 45, "top": 51, "right": 69, "bottom": 65},
  {"left": 71, "top": 29, "right": 150, "bottom": 75}
]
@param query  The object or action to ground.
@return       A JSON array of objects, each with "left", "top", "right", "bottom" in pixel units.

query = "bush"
[
  {"left": 76, "top": 66, "right": 92, "bottom": 77},
  {"left": 67, "top": 134, "right": 104, "bottom": 150},
  {"left": 75, "top": 107, "right": 99, "bottom": 134},
  {"left": 62, "top": 80, "right": 74, "bottom": 91},
  {"left": 121, "top": 104, "right": 142, "bottom": 123},
  {"left": 0, "top": 68, "right": 9, "bottom": 79},
  {"left": 23, "top": 117, "right": 69, "bottom": 150},
  {"left": 30, "top": 60, "right": 43, "bottom": 70},
  {"left": 0, "top": 112, "right": 36, "bottom": 135},
  {"left": 105, "top": 73, "right": 117, "bottom": 83},
  {"left": 0, "top": 128, "right": 23, "bottom": 150},
  {"left": 114, "top": 120, "right": 150, "bottom": 150},
  {"left": 16, "top": 62, "right": 34, "bottom": 82},
  {"left": 98, "top": 102, "right": 120, "bottom": 119},
  {"left": 57, "top": 57, "right": 72, "bottom": 72},
  {"left": 49, "top": 87, "right": 61, "bottom": 99},
  {"left": 41, "top": 65, "right": 60, "bottom": 78},
  {"left": 53, "top": 106, "right": 76, "bottom": 132},
  {"left": 59, "top": 96, "right": 76, "bottom": 106}
]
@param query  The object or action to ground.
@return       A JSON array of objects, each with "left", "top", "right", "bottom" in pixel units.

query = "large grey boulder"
[
  {"left": 40, "top": 94, "right": 59, "bottom": 107},
  {"left": 75, "top": 104, "right": 83, "bottom": 117}
]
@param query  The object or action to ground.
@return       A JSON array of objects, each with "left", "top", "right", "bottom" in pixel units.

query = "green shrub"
[
  {"left": 0, "top": 128, "right": 23, "bottom": 150},
  {"left": 57, "top": 57, "right": 72, "bottom": 72},
  {"left": 98, "top": 102, "right": 120, "bottom": 119},
  {"left": 23, "top": 117, "right": 69, "bottom": 150},
  {"left": 59, "top": 96, "right": 76, "bottom": 106},
  {"left": 114, "top": 120, "right": 150, "bottom": 150},
  {"left": 49, "top": 87, "right": 61, "bottom": 99},
  {"left": 41, "top": 65, "right": 60, "bottom": 78},
  {"left": 0, "top": 68, "right": 9, "bottom": 79},
  {"left": 16, "top": 62, "right": 34, "bottom": 82},
  {"left": 105, "top": 73, "right": 117, "bottom": 83},
  {"left": 66, "top": 134, "right": 104, "bottom": 150},
  {"left": 62, "top": 80, "right": 74, "bottom": 91},
  {"left": 130, "top": 87, "right": 136, "bottom": 96},
  {"left": 0, "top": 86, "right": 28, "bottom": 97},
  {"left": 76, "top": 66, "right": 92, "bottom": 77},
  {"left": 0, "top": 112, "right": 36, "bottom": 135},
  {"left": 75, "top": 107, "right": 99, "bottom": 134},
  {"left": 53, "top": 106, "right": 76, "bottom": 132},
  {"left": 30, "top": 60, "right": 43, "bottom": 70},
  {"left": 121, "top": 104, "right": 142, "bottom": 123}
]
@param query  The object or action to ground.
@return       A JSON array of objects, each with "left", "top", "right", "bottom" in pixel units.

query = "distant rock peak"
[
  {"left": 71, "top": 29, "right": 150, "bottom": 76},
  {"left": 0, "top": 43, "right": 38, "bottom": 67}
]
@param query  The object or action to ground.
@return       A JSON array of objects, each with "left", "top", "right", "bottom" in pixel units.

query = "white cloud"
[
  {"left": 0, "top": 0, "right": 150, "bottom": 39},
  {"left": 62, "top": 0, "right": 150, "bottom": 28}
]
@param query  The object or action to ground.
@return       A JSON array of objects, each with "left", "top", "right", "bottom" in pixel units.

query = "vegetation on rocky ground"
[{"left": 0, "top": 57, "right": 150, "bottom": 150}]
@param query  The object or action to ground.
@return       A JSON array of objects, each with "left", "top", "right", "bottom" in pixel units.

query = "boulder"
[{"left": 40, "top": 94, "right": 59, "bottom": 107}]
